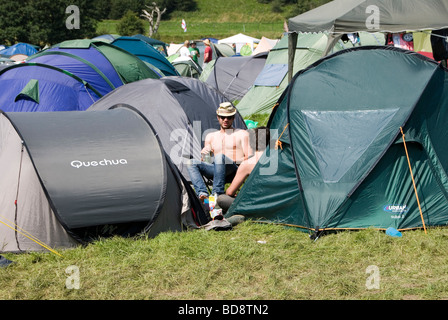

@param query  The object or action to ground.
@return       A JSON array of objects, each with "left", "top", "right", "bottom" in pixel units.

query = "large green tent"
[
  {"left": 235, "top": 32, "right": 383, "bottom": 119},
  {"left": 226, "top": 47, "right": 448, "bottom": 234}
]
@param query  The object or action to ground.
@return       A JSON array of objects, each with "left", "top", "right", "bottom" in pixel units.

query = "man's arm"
[{"left": 201, "top": 133, "right": 213, "bottom": 160}]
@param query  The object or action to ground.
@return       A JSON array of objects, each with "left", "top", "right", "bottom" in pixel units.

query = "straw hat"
[
  {"left": 203, "top": 39, "right": 211, "bottom": 45},
  {"left": 216, "top": 102, "right": 236, "bottom": 117}
]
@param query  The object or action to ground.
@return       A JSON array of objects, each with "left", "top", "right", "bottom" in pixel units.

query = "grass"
[
  {"left": 246, "top": 112, "right": 271, "bottom": 126},
  {"left": 2, "top": 223, "right": 448, "bottom": 300},
  {"left": 97, "top": 0, "right": 296, "bottom": 43}
]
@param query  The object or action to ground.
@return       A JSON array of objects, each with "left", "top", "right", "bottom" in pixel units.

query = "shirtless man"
[{"left": 187, "top": 102, "right": 252, "bottom": 200}]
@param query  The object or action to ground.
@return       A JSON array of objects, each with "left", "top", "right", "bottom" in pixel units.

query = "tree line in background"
[
  {"left": 0, "top": 0, "right": 98, "bottom": 46},
  {"left": 0, "top": 0, "right": 197, "bottom": 46}
]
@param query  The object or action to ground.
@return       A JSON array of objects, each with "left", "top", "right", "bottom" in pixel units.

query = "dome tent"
[
  {"left": 0, "top": 40, "right": 161, "bottom": 113},
  {"left": 199, "top": 52, "right": 268, "bottom": 103},
  {"left": 0, "top": 107, "right": 207, "bottom": 253},
  {"left": 0, "top": 63, "right": 103, "bottom": 112},
  {"left": 111, "top": 36, "right": 179, "bottom": 76},
  {"left": 235, "top": 33, "right": 328, "bottom": 118},
  {"left": 227, "top": 47, "right": 448, "bottom": 235},
  {"left": 0, "top": 43, "right": 38, "bottom": 57},
  {"left": 133, "top": 34, "right": 169, "bottom": 57},
  {"left": 172, "top": 57, "right": 202, "bottom": 78},
  {"left": 28, "top": 39, "right": 160, "bottom": 93}
]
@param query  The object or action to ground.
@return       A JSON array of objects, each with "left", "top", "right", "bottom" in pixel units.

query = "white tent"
[
  {"left": 218, "top": 33, "right": 260, "bottom": 54},
  {"left": 252, "top": 36, "right": 279, "bottom": 56},
  {"left": 167, "top": 43, "right": 183, "bottom": 56}
]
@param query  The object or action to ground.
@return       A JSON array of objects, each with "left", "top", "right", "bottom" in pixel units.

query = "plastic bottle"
[
  {"left": 208, "top": 193, "right": 223, "bottom": 220},
  {"left": 209, "top": 193, "right": 216, "bottom": 211}
]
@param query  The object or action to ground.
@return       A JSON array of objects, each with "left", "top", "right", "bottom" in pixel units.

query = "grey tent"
[
  {"left": 199, "top": 52, "right": 268, "bottom": 103},
  {"left": 0, "top": 107, "right": 207, "bottom": 253},
  {"left": 289, "top": 0, "right": 448, "bottom": 34},
  {"left": 88, "top": 77, "right": 246, "bottom": 180},
  {"left": 288, "top": 0, "right": 448, "bottom": 57}
]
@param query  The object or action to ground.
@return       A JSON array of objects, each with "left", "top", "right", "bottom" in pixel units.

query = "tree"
[
  {"left": 27, "top": 0, "right": 97, "bottom": 46},
  {"left": 0, "top": 0, "right": 33, "bottom": 45},
  {"left": 141, "top": 2, "right": 167, "bottom": 37},
  {"left": 153, "top": 0, "right": 197, "bottom": 19},
  {"left": 109, "top": 0, "right": 145, "bottom": 19},
  {"left": 117, "top": 10, "right": 145, "bottom": 36},
  {"left": 0, "top": 0, "right": 98, "bottom": 46},
  {"left": 92, "top": 0, "right": 112, "bottom": 20}
]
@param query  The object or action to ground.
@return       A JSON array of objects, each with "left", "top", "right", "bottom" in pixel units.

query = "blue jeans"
[{"left": 187, "top": 154, "right": 238, "bottom": 197}]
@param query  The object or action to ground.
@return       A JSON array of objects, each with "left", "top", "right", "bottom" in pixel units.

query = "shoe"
[
  {"left": 226, "top": 215, "right": 245, "bottom": 226},
  {"left": 199, "top": 194, "right": 208, "bottom": 204}
]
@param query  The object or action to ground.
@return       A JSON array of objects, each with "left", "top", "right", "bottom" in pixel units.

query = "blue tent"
[
  {"left": 132, "top": 34, "right": 168, "bottom": 56},
  {"left": 111, "top": 36, "right": 179, "bottom": 77},
  {"left": 29, "top": 39, "right": 160, "bottom": 88},
  {"left": 0, "top": 40, "right": 161, "bottom": 113},
  {"left": 0, "top": 63, "right": 102, "bottom": 112},
  {"left": 28, "top": 45, "right": 125, "bottom": 97},
  {"left": 0, "top": 43, "right": 38, "bottom": 57}
]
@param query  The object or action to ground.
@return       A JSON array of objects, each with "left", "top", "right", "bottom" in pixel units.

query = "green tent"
[
  {"left": 172, "top": 58, "right": 202, "bottom": 78},
  {"left": 235, "top": 32, "right": 386, "bottom": 119},
  {"left": 48, "top": 39, "right": 159, "bottom": 84},
  {"left": 235, "top": 33, "right": 328, "bottom": 119},
  {"left": 227, "top": 47, "right": 448, "bottom": 235}
]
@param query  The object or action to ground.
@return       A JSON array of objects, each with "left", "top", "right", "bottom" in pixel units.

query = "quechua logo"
[{"left": 70, "top": 159, "right": 128, "bottom": 169}]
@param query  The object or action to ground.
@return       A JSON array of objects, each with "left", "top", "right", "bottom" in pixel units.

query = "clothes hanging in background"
[
  {"left": 341, "top": 33, "right": 360, "bottom": 46},
  {"left": 386, "top": 33, "right": 414, "bottom": 51}
]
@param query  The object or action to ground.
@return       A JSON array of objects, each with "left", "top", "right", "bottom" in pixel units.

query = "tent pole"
[
  {"left": 288, "top": 32, "right": 298, "bottom": 83},
  {"left": 323, "top": 33, "right": 343, "bottom": 57},
  {"left": 400, "top": 127, "right": 427, "bottom": 234},
  {"left": 0, "top": 219, "right": 63, "bottom": 257}
]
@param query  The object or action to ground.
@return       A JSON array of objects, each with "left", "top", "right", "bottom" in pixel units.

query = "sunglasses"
[{"left": 218, "top": 115, "right": 235, "bottom": 120}]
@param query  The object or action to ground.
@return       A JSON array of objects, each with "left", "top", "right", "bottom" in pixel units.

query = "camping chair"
[{"left": 201, "top": 170, "right": 236, "bottom": 195}]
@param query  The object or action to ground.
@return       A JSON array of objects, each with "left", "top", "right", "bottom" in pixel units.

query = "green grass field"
[
  {"left": 97, "top": 0, "right": 296, "bottom": 43},
  {"left": 1, "top": 223, "right": 448, "bottom": 300}
]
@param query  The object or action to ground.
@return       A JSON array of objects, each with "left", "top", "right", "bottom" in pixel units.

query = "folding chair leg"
[{"left": 201, "top": 175, "right": 212, "bottom": 194}]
